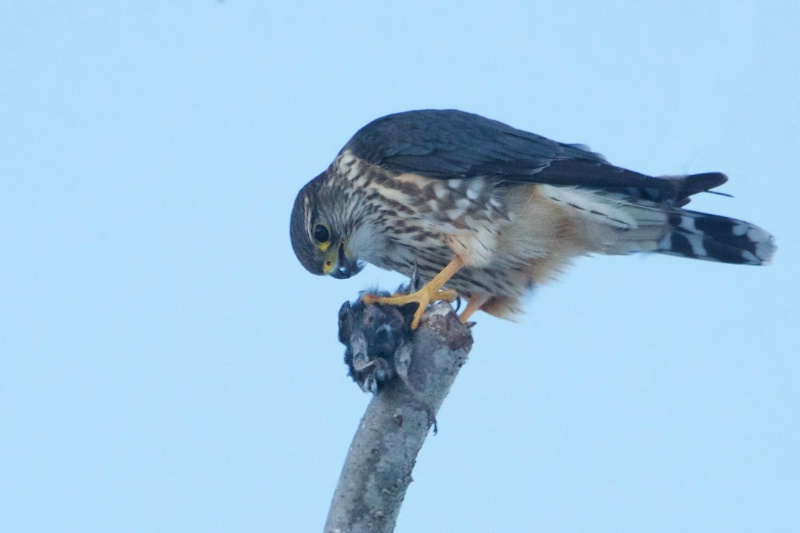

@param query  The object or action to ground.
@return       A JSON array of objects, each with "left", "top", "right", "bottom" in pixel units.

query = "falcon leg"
[
  {"left": 459, "top": 293, "right": 490, "bottom": 323},
  {"left": 363, "top": 256, "right": 464, "bottom": 329}
]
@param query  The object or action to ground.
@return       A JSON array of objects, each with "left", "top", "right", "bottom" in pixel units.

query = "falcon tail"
[
  {"left": 656, "top": 210, "right": 775, "bottom": 265},
  {"left": 580, "top": 171, "right": 777, "bottom": 266}
]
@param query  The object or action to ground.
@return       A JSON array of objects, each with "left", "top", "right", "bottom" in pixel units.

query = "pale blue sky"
[{"left": 2, "top": 2, "right": 798, "bottom": 532}]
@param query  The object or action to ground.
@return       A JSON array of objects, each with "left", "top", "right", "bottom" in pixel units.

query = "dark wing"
[{"left": 344, "top": 109, "right": 726, "bottom": 206}]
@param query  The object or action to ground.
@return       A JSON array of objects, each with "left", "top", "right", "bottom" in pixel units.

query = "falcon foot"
[
  {"left": 363, "top": 255, "right": 465, "bottom": 329},
  {"left": 363, "top": 287, "right": 458, "bottom": 329}
]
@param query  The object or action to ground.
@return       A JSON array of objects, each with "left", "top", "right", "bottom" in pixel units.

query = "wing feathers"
[{"left": 345, "top": 109, "right": 726, "bottom": 206}]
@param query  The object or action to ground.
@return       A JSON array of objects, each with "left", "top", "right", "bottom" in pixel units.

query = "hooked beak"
[{"left": 329, "top": 242, "right": 363, "bottom": 279}]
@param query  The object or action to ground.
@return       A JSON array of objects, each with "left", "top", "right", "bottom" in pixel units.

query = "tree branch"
[{"left": 325, "top": 302, "right": 473, "bottom": 533}]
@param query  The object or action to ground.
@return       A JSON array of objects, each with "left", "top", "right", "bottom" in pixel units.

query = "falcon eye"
[{"left": 313, "top": 223, "right": 330, "bottom": 244}]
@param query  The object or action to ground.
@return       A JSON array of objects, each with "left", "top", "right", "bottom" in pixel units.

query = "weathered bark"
[{"left": 324, "top": 302, "right": 473, "bottom": 533}]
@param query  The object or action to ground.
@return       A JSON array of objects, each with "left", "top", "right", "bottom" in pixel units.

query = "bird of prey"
[{"left": 290, "top": 110, "right": 775, "bottom": 328}]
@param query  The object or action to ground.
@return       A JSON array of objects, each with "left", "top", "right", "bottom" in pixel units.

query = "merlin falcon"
[{"left": 290, "top": 110, "right": 775, "bottom": 328}]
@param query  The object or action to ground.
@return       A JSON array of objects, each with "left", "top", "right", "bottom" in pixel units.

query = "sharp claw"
[
  {"left": 364, "top": 287, "right": 461, "bottom": 329},
  {"left": 362, "top": 257, "right": 465, "bottom": 329}
]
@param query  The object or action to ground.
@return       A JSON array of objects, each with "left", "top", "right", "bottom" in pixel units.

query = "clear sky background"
[{"left": 2, "top": 2, "right": 798, "bottom": 532}]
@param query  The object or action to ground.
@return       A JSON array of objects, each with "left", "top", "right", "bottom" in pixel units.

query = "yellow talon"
[
  {"left": 367, "top": 288, "right": 458, "bottom": 329},
  {"left": 363, "top": 256, "right": 465, "bottom": 329}
]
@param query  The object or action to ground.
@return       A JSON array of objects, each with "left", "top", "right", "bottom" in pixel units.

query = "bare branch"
[{"left": 325, "top": 302, "right": 473, "bottom": 533}]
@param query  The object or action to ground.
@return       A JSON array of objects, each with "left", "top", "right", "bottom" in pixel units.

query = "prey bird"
[{"left": 290, "top": 110, "right": 775, "bottom": 328}]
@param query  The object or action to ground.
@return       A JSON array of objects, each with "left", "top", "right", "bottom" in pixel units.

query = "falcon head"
[{"left": 290, "top": 177, "right": 363, "bottom": 279}]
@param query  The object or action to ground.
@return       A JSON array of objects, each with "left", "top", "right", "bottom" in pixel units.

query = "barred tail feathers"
[
  {"left": 657, "top": 210, "right": 775, "bottom": 265},
  {"left": 537, "top": 184, "right": 775, "bottom": 266},
  {"left": 602, "top": 203, "right": 776, "bottom": 265}
]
